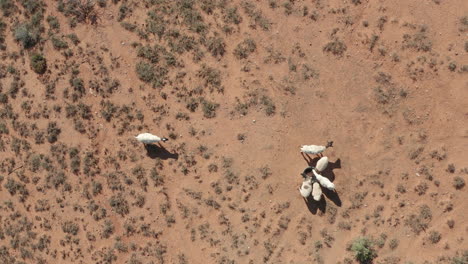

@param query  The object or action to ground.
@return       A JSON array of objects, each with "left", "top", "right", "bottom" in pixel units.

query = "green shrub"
[
  {"left": 202, "top": 99, "right": 219, "bottom": 118},
  {"left": 428, "top": 231, "right": 441, "bottom": 244},
  {"left": 62, "top": 221, "right": 79, "bottom": 235},
  {"left": 323, "top": 39, "right": 347, "bottom": 56},
  {"left": 135, "top": 61, "right": 155, "bottom": 83},
  {"left": 51, "top": 36, "right": 69, "bottom": 50},
  {"left": 14, "top": 23, "right": 39, "bottom": 48},
  {"left": 47, "top": 121, "right": 61, "bottom": 143},
  {"left": 0, "top": 0, "right": 16, "bottom": 16},
  {"left": 110, "top": 194, "right": 129, "bottom": 216},
  {"left": 223, "top": 7, "right": 242, "bottom": 24},
  {"left": 30, "top": 53, "right": 47, "bottom": 74},
  {"left": 351, "top": 237, "right": 377, "bottom": 264},
  {"left": 234, "top": 38, "right": 256, "bottom": 59},
  {"left": 453, "top": 176, "right": 465, "bottom": 189},
  {"left": 47, "top": 16, "right": 60, "bottom": 29},
  {"left": 206, "top": 36, "right": 226, "bottom": 57}
]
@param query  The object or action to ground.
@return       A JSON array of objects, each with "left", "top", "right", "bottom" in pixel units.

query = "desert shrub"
[
  {"left": 51, "top": 36, "right": 69, "bottom": 50},
  {"left": 137, "top": 45, "right": 160, "bottom": 63},
  {"left": 350, "top": 237, "right": 377, "bottom": 264},
  {"left": 57, "top": 0, "right": 99, "bottom": 24},
  {"left": 414, "top": 182, "right": 428, "bottom": 195},
  {"left": 177, "top": 0, "right": 206, "bottom": 34},
  {"left": 47, "top": 122, "right": 61, "bottom": 143},
  {"left": 451, "top": 250, "right": 468, "bottom": 264},
  {"left": 121, "top": 21, "right": 136, "bottom": 32},
  {"left": 47, "top": 15, "right": 60, "bottom": 29},
  {"left": 323, "top": 39, "right": 347, "bottom": 56},
  {"left": 201, "top": 99, "right": 219, "bottom": 118},
  {"left": 402, "top": 32, "right": 432, "bottom": 52},
  {"left": 206, "top": 36, "right": 226, "bottom": 57},
  {"left": 62, "top": 221, "right": 79, "bottom": 235},
  {"left": 447, "top": 219, "right": 455, "bottom": 229},
  {"left": 459, "top": 16, "right": 468, "bottom": 32},
  {"left": 453, "top": 176, "right": 465, "bottom": 189},
  {"left": 234, "top": 38, "right": 256, "bottom": 59},
  {"left": 30, "top": 53, "right": 47, "bottom": 74},
  {"left": 224, "top": 7, "right": 242, "bottom": 24},
  {"left": 261, "top": 95, "right": 276, "bottom": 116},
  {"left": 135, "top": 61, "right": 167, "bottom": 87},
  {"left": 241, "top": 1, "right": 271, "bottom": 30},
  {"left": 427, "top": 231, "right": 441, "bottom": 244},
  {"left": 0, "top": 0, "right": 16, "bottom": 16},
  {"left": 197, "top": 64, "right": 222, "bottom": 93},
  {"left": 405, "top": 205, "right": 432, "bottom": 234},
  {"left": 4, "top": 178, "right": 29, "bottom": 199},
  {"left": 388, "top": 239, "right": 399, "bottom": 250},
  {"left": 0, "top": 122, "right": 8, "bottom": 134},
  {"left": 110, "top": 194, "right": 129, "bottom": 216},
  {"left": 447, "top": 163, "right": 456, "bottom": 173},
  {"left": 14, "top": 23, "right": 39, "bottom": 48},
  {"left": 66, "top": 33, "right": 80, "bottom": 44},
  {"left": 102, "top": 220, "right": 115, "bottom": 238},
  {"left": 117, "top": 3, "right": 131, "bottom": 21}
]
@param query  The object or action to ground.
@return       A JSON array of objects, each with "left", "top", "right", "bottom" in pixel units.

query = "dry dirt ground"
[{"left": 0, "top": 0, "right": 467, "bottom": 263}]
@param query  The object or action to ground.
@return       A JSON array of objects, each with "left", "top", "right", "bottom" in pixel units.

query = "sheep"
[
  {"left": 315, "top": 156, "right": 329, "bottom": 172},
  {"left": 299, "top": 173, "right": 313, "bottom": 198},
  {"left": 312, "top": 169, "right": 335, "bottom": 191},
  {"left": 300, "top": 141, "right": 333, "bottom": 156},
  {"left": 135, "top": 133, "right": 168, "bottom": 145},
  {"left": 312, "top": 182, "right": 322, "bottom": 201},
  {"left": 299, "top": 178, "right": 313, "bottom": 198}
]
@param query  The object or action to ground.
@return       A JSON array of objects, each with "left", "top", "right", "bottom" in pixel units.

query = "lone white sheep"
[
  {"left": 315, "top": 156, "right": 329, "bottom": 172},
  {"left": 312, "top": 182, "right": 322, "bottom": 201},
  {"left": 300, "top": 141, "right": 333, "bottom": 156},
  {"left": 135, "top": 133, "right": 168, "bottom": 145},
  {"left": 312, "top": 169, "right": 335, "bottom": 191}
]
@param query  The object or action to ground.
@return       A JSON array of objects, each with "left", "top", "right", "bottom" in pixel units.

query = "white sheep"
[
  {"left": 299, "top": 176, "right": 313, "bottom": 198},
  {"left": 312, "top": 182, "right": 322, "bottom": 201},
  {"left": 135, "top": 133, "right": 168, "bottom": 145},
  {"left": 315, "top": 156, "right": 329, "bottom": 172},
  {"left": 300, "top": 141, "right": 333, "bottom": 156},
  {"left": 312, "top": 169, "right": 335, "bottom": 191}
]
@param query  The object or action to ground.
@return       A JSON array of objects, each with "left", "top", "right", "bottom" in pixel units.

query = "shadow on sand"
[
  {"left": 303, "top": 195, "right": 326, "bottom": 215},
  {"left": 144, "top": 144, "right": 179, "bottom": 160}
]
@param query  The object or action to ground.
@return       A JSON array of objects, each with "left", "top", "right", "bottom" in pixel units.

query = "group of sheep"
[
  {"left": 135, "top": 133, "right": 336, "bottom": 202},
  {"left": 299, "top": 141, "right": 335, "bottom": 201}
]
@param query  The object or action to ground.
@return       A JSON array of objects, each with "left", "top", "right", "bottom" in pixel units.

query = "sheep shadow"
[
  {"left": 144, "top": 144, "right": 179, "bottom": 160},
  {"left": 323, "top": 189, "right": 342, "bottom": 207},
  {"left": 303, "top": 195, "right": 326, "bottom": 215}
]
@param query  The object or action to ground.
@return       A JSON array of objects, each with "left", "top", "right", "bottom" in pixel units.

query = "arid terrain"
[{"left": 0, "top": 0, "right": 467, "bottom": 263}]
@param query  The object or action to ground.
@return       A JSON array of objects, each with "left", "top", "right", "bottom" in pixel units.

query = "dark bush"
[
  {"left": 14, "top": 23, "right": 39, "bottom": 48},
  {"left": 47, "top": 122, "right": 61, "bottom": 143},
  {"left": 30, "top": 53, "right": 47, "bottom": 74}
]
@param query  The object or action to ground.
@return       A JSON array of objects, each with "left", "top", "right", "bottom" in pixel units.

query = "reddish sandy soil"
[{"left": 0, "top": 0, "right": 467, "bottom": 263}]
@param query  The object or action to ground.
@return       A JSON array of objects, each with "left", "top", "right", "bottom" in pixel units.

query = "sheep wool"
[
  {"left": 315, "top": 156, "right": 329, "bottom": 172},
  {"left": 300, "top": 141, "right": 333, "bottom": 155},
  {"left": 312, "top": 169, "right": 335, "bottom": 191},
  {"left": 312, "top": 182, "right": 322, "bottom": 201},
  {"left": 135, "top": 133, "right": 168, "bottom": 144},
  {"left": 299, "top": 179, "right": 313, "bottom": 198}
]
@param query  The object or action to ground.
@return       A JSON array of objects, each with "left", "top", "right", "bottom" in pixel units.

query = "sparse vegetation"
[
  {"left": 453, "top": 176, "right": 465, "bottom": 189},
  {"left": 0, "top": 1, "right": 464, "bottom": 263},
  {"left": 350, "top": 237, "right": 377, "bottom": 264},
  {"left": 30, "top": 53, "right": 47, "bottom": 74},
  {"left": 323, "top": 39, "right": 347, "bottom": 56}
]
